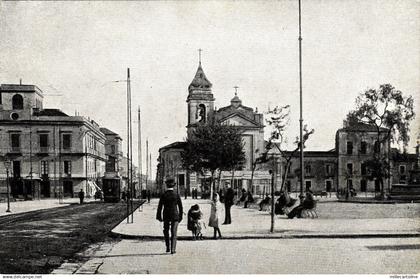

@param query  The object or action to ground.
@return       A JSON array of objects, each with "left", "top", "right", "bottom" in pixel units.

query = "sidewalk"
[
  {"left": 0, "top": 198, "right": 96, "bottom": 217},
  {"left": 111, "top": 198, "right": 420, "bottom": 239}
]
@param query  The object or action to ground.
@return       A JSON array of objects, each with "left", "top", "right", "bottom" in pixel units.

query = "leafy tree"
[
  {"left": 263, "top": 105, "right": 314, "bottom": 233},
  {"left": 346, "top": 84, "right": 415, "bottom": 199},
  {"left": 181, "top": 123, "right": 246, "bottom": 197}
]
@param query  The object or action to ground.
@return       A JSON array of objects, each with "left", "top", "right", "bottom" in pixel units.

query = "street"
[{"left": 90, "top": 237, "right": 420, "bottom": 274}]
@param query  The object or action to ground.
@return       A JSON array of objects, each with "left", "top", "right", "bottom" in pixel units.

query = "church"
[{"left": 156, "top": 60, "right": 272, "bottom": 196}]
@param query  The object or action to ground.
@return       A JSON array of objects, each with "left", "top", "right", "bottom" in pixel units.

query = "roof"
[
  {"left": 33, "top": 109, "right": 68, "bottom": 117},
  {"left": 338, "top": 121, "right": 388, "bottom": 133},
  {"left": 100, "top": 127, "right": 118, "bottom": 136},
  {"left": 159, "top": 141, "right": 186, "bottom": 152},
  {"left": 1, "top": 84, "right": 43, "bottom": 94},
  {"left": 391, "top": 148, "right": 418, "bottom": 162},
  {"left": 283, "top": 150, "right": 337, "bottom": 158},
  {"left": 188, "top": 63, "right": 212, "bottom": 91}
]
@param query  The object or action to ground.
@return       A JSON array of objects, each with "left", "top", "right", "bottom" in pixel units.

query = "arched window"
[
  {"left": 197, "top": 104, "right": 206, "bottom": 123},
  {"left": 12, "top": 94, "right": 23, "bottom": 110}
]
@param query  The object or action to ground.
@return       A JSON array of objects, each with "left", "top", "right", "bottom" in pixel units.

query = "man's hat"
[{"left": 165, "top": 178, "right": 176, "bottom": 187}]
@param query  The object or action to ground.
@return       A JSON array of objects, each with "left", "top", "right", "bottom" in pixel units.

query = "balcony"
[
  {"left": 37, "top": 146, "right": 50, "bottom": 156},
  {"left": 7, "top": 146, "right": 22, "bottom": 155}
]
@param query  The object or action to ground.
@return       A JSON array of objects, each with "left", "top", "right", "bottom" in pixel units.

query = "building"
[
  {"left": 156, "top": 61, "right": 417, "bottom": 198},
  {"left": 0, "top": 83, "right": 107, "bottom": 199},
  {"left": 157, "top": 61, "right": 271, "bottom": 195},
  {"left": 100, "top": 127, "right": 123, "bottom": 176},
  {"left": 335, "top": 121, "right": 390, "bottom": 194}
]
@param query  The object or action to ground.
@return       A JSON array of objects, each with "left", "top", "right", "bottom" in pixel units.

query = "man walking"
[
  {"left": 78, "top": 188, "right": 85, "bottom": 204},
  {"left": 223, "top": 186, "right": 234, "bottom": 224},
  {"left": 156, "top": 178, "right": 183, "bottom": 254}
]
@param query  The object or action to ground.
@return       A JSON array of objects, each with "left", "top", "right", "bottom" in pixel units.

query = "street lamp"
[{"left": 4, "top": 159, "right": 11, "bottom": 213}]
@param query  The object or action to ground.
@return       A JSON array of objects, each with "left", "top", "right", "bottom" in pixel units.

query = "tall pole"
[
  {"left": 128, "top": 68, "right": 134, "bottom": 223},
  {"left": 138, "top": 106, "right": 142, "bottom": 197},
  {"left": 149, "top": 153, "right": 152, "bottom": 193},
  {"left": 146, "top": 139, "right": 149, "bottom": 193},
  {"left": 126, "top": 68, "right": 130, "bottom": 224},
  {"left": 6, "top": 168, "right": 11, "bottom": 212},
  {"left": 298, "top": 0, "right": 305, "bottom": 202}
]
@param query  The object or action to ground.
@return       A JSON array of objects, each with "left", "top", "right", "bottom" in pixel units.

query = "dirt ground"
[{"left": 0, "top": 201, "right": 141, "bottom": 274}]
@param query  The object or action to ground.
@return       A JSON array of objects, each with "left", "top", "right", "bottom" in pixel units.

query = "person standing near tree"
[
  {"left": 156, "top": 178, "right": 183, "bottom": 254},
  {"left": 223, "top": 186, "right": 234, "bottom": 224},
  {"left": 209, "top": 193, "right": 222, "bottom": 239}
]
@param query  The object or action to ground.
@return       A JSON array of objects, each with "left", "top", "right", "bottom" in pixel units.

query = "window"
[
  {"left": 400, "top": 175, "right": 407, "bottom": 184},
  {"left": 346, "top": 141, "right": 353, "bottom": 155},
  {"left": 62, "top": 134, "right": 71, "bottom": 150},
  {"left": 360, "top": 141, "right": 367, "bottom": 154},
  {"left": 111, "top": 145, "right": 115, "bottom": 154},
  {"left": 64, "top": 161, "right": 72, "bottom": 175},
  {"left": 12, "top": 94, "right": 23, "bottom": 110},
  {"left": 347, "top": 179, "right": 353, "bottom": 189},
  {"left": 399, "top": 165, "right": 406, "bottom": 174},
  {"left": 305, "top": 164, "right": 312, "bottom": 175},
  {"left": 41, "top": 161, "right": 49, "bottom": 175},
  {"left": 361, "top": 163, "right": 367, "bottom": 175},
  {"left": 11, "top": 134, "right": 20, "bottom": 150},
  {"left": 325, "top": 164, "right": 332, "bottom": 176},
  {"left": 347, "top": 163, "right": 353, "bottom": 175},
  {"left": 305, "top": 180, "right": 312, "bottom": 191},
  {"left": 360, "top": 180, "right": 367, "bottom": 192},
  {"left": 39, "top": 134, "right": 48, "bottom": 148}
]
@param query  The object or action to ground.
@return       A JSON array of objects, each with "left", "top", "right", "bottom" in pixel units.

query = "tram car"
[{"left": 102, "top": 177, "right": 121, "bottom": 203}]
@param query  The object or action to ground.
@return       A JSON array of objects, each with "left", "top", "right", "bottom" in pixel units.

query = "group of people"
[
  {"left": 156, "top": 179, "right": 237, "bottom": 254},
  {"left": 156, "top": 178, "right": 317, "bottom": 254},
  {"left": 190, "top": 188, "right": 199, "bottom": 199}
]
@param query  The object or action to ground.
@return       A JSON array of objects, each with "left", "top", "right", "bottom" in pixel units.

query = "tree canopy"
[
  {"left": 181, "top": 123, "right": 246, "bottom": 177},
  {"left": 347, "top": 84, "right": 415, "bottom": 150}
]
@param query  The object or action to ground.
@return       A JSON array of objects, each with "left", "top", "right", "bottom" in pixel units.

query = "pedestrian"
[
  {"left": 236, "top": 188, "right": 246, "bottom": 205},
  {"left": 209, "top": 193, "right": 222, "bottom": 239},
  {"left": 187, "top": 204, "right": 204, "bottom": 240},
  {"left": 244, "top": 190, "right": 254, "bottom": 208},
  {"left": 78, "top": 188, "right": 85, "bottom": 204},
  {"left": 147, "top": 189, "right": 151, "bottom": 203},
  {"left": 223, "top": 186, "right": 234, "bottom": 224},
  {"left": 156, "top": 178, "right": 183, "bottom": 254}
]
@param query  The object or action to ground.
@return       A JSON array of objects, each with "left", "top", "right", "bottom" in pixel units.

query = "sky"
[{"left": 0, "top": 0, "right": 419, "bottom": 177}]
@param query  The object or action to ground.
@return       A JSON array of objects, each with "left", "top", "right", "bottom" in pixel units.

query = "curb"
[{"left": 109, "top": 231, "right": 420, "bottom": 240}]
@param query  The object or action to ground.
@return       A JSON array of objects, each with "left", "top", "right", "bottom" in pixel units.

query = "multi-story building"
[
  {"left": 0, "top": 84, "right": 107, "bottom": 199},
  {"left": 100, "top": 127, "right": 123, "bottom": 175},
  {"left": 335, "top": 121, "right": 390, "bottom": 193}
]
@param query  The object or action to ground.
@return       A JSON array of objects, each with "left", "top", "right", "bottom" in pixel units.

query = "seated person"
[
  {"left": 287, "top": 191, "right": 316, "bottom": 219},
  {"left": 275, "top": 191, "right": 297, "bottom": 215},
  {"left": 187, "top": 204, "right": 204, "bottom": 240},
  {"left": 259, "top": 195, "right": 271, "bottom": 211}
]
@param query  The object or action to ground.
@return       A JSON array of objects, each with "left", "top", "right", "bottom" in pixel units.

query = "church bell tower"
[{"left": 186, "top": 50, "right": 214, "bottom": 135}]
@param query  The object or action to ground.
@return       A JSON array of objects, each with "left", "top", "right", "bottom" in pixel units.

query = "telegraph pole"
[
  {"left": 146, "top": 139, "right": 149, "bottom": 193},
  {"left": 126, "top": 68, "right": 131, "bottom": 224},
  {"left": 298, "top": 0, "right": 305, "bottom": 202},
  {"left": 138, "top": 106, "right": 142, "bottom": 198}
]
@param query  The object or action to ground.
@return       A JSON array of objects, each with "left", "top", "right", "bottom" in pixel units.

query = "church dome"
[{"left": 231, "top": 93, "right": 242, "bottom": 107}]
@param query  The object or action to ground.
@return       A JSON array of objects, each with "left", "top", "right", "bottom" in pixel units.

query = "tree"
[
  {"left": 265, "top": 105, "right": 315, "bottom": 194},
  {"left": 181, "top": 123, "right": 246, "bottom": 197},
  {"left": 264, "top": 105, "right": 314, "bottom": 232},
  {"left": 346, "top": 84, "right": 415, "bottom": 199}
]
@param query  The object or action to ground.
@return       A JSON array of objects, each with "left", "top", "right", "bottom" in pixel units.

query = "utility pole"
[
  {"left": 128, "top": 68, "right": 134, "bottom": 223},
  {"left": 126, "top": 68, "right": 131, "bottom": 224},
  {"left": 298, "top": 0, "right": 305, "bottom": 203},
  {"left": 149, "top": 153, "right": 152, "bottom": 194},
  {"left": 146, "top": 139, "right": 149, "bottom": 193},
  {"left": 138, "top": 106, "right": 142, "bottom": 198}
]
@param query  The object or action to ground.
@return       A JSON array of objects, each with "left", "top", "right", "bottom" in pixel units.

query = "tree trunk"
[
  {"left": 250, "top": 162, "right": 256, "bottom": 194},
  {"left": 210, "top": 170, "right": 215, "bottom": 199},
  {"left": 217, "top": 169, "right": 222, "bottom": 192}
]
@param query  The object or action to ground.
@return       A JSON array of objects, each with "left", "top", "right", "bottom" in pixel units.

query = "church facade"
[{"left": 157, "top": 62, "right": 271, "bottom": 196}]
